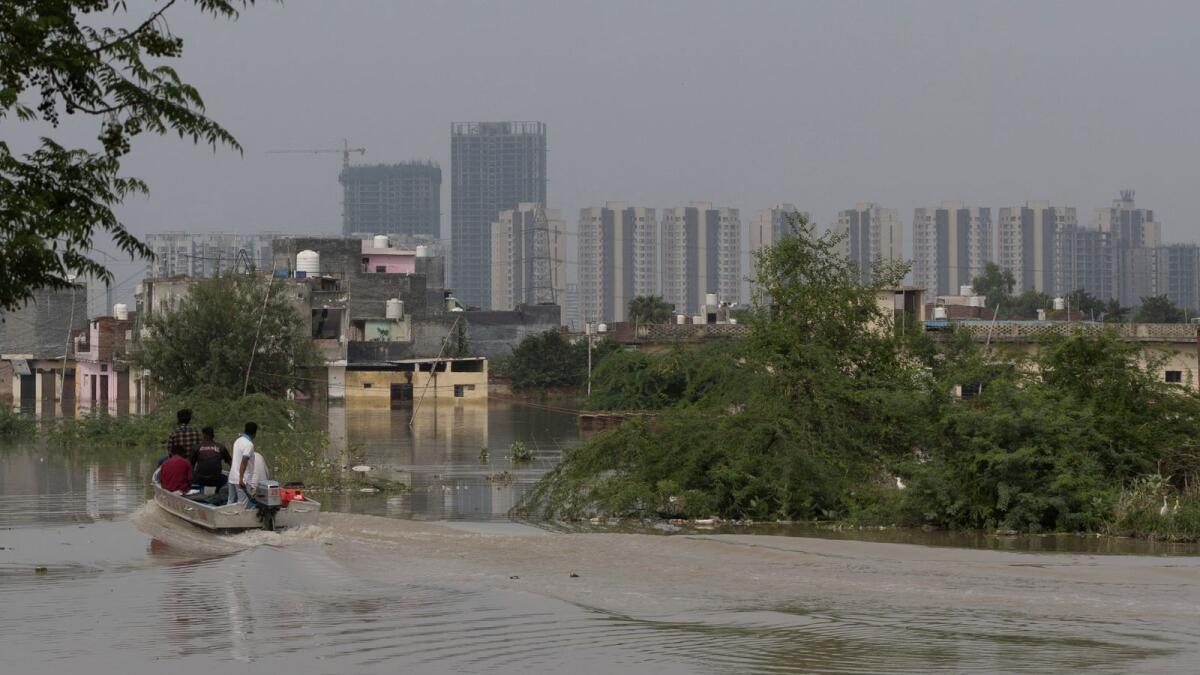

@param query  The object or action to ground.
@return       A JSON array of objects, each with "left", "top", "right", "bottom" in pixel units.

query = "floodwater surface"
[{"left": 2, "top": 401, "right": 1198, "bottom": 673}]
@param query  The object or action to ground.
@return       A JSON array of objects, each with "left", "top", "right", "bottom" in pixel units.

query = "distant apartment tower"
[
  {"left": 1118, "top": 244, "right": 1200, "bottom": 310},
  {"left": 748, "top": 204, "right": 807, "bottom": 300},
  {"left": 146, "top": 233, "right": 276, "bottom": 278},
  {"left": 912, "top": 202, "right": 992, "bottom": 296},
  {"left": 490, "top": 203, "right": 566, "bottom": 318},
  {"left": 833, "top": 203, "right": 903, "bottom": 285},
  {"left": 563, "top": 283, "right": 581, "bottom": 332},
  {"left": 996, "top": 201, "right": 1076, "bottom": 294},
  {"left": 340, "top": 162, "right": 441, "bottom": 240},
  {"left": 1054, "top": 224, "right": 1115, "bottom": 302},
  {"left": 451, "top": 122, "right": 547, "bottom": 310},
  {"left": 1096, "top": 190, "right": 1161, "bottom": 250},
  {"left": 577, "top": 203, "right": 658, "bottom": 323},
  {"left": 660, "top": 202, "right": 741, "bottom": 315}
]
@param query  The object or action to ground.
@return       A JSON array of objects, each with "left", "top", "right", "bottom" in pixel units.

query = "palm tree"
[{"left": 628, "top": 295, "right": 674, "bottom": 324}]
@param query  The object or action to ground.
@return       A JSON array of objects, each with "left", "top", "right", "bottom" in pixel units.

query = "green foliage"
[
  {"left": 1108, "top": 475, "right": 1200, "bottom": 541},
  {"left": 0, "top": 407, "right": 35, "bottom": 437},
  {"left": 509, "top": 440, "right": 533, "bottom": 463},
  {"left": 0, "top": 1, "right": 252, "bottom": 309},
  {"left": 503, "top": 329, "right": 620, "bottom": 391},
  {"left": 45, "top": 391, "right": 378, "bottom": 491},
  {"left": 1135, "top": 295, "right": 1188, "bottom": 323},
  {"left": 971, "top": 263, "right": 1015, "bottom": 310},
  {"left": 133, "top": 275, "right": 321, "bottom": 398},
  {"left": 628, "top": 295, "right": 674, "bottom": 325},
  {"left": 521, "top": 213, "right": 1200, "bottom": 540},
  {"left": 585, "top": 343, "right": 759, "bottom": 411}
]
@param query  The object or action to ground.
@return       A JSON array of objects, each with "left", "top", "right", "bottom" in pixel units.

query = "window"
[
  {"left": 1165, "top": 370, "right": 1183, "bottom": 383},
  {"left": 454, "top": 384, "right": 465, "bottom": 397},
  {"left": 362, "top": 383, "right": 373, "bottom": 389}
]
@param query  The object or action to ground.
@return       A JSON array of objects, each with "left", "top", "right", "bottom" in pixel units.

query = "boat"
[{"left": 152, "top": 468, "right": 320, "bottom": 531}]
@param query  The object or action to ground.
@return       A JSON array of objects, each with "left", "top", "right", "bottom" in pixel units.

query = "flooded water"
[{"left": 2, "top": 400, "right": 1199, "bottom": 673}]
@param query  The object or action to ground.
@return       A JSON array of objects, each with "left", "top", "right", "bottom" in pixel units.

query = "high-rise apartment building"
[
  {"left": 577, "top": 203, "right": 658, "bottom": 323},
  {"left": 563, "top": 283, "right": 581, "bottom": 332},
  {"left": 145, "top": 233, "right": 277, "bottom": 278},
  {"left": 450, "top": 122, "right": 547, "bottom": 310},
  {"left": 1096, "top": 190, "right": 1161, "bottom": 250},
  {"left": 490, "top": 203, "right": 566, "bottom": 318},
  {"left": 748, "top": 204, "right": 807, "bottom": 300},
  {"left": 660, "top": 202, "right": 741, "bottom": 315},
  {"left": 340, "top": 162, "right": 441, "bottom": 240},
  {"left": 833, "top": 203, "right": 903, "bottom": 285},
  {"left": 1097, "top": 190, "right": 1162, "bottom": 306},
  {"left": 996, "top": 201, "right": 1076, "bottom": 294},
  {"left": 1116, "top": 244, "right": 1200, "bottom": 311},
  {"left": 1054, "top": 224, "right": 1115, "bottom": 302},
  {"left": 912, "top": 202, "right": 992, "bottom": 296}
]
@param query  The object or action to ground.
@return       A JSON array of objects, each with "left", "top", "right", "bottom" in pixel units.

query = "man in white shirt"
[
  {"left": 247, "top": 451, "right": 269, "bottom": 491},
  {"left": 227, "top": 421, "right": 258, "bottom": 505}
]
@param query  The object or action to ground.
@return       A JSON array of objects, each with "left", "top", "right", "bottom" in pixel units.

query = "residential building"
[
  {"left": 1054, "top": 224, "right": 1115, "bottom": 301},
  {"left": 73, "top": 315, "right": 139, "bottom": 414},
  {"left": 912, "top": 202, "right": 992, "bottom": 296},
  {"left": 1096, "top": 190, "right": 1163, "bottom": 306},
  {"left": 1117, "top": 244, "right": 1200, "bottom": 310},
  {"left": 0, "top": 285, "right": 88, "bottom": 409},
  {"left": 450, "top": 121, "right": 548, "bottom": 310},
  {"left": 996, "top": 201, "right": 1076, "bottom": 294},
  {"left": 660, "top": 202, "right": 741, "bottom": 315},
  {"left": 1096, "top": 190, "right": 1161, "bottom": 250},
  {"left": 833, "top": 203, "right": 903, "bottom": 285},
  {"left": 340, "top": 161, "right": 441, "bottom": 239},
  {"left": 563, "top": 282, "right": 581, "bottom": 332},
  {"left": 490, "top": 203, "right": 567, "bottom": 318},
  {"left": 145, "top": 232, "right": 277, "bottom": 278},
  {"left": 577, "top": 203, "right": 659, "bottom": 323}
]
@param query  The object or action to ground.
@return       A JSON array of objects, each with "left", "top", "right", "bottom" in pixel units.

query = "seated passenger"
[
  {"left": 160, "top": 450, "right": 193, "bottom": 493},
  {"left": 193, "top": 426, "right": 232, "bottom": 490}
]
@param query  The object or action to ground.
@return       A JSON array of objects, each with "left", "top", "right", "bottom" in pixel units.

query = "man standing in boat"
[
  {"left": 228, "top": 422, "right": 258, "bottom": 505},
  {"left": 166, "top": 409, "right": 202, "bottom": 462}
]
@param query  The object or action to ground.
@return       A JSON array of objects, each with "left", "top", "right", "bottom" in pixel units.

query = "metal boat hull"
[{"left": 152, "top": 480, "right": 320, "bottom": 531}]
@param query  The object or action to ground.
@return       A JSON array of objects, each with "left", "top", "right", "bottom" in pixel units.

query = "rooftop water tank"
[
  {"left": 597, "top": 323, "right": 608, "bottom": 333},
  {"left": 1053, "top": 297, "right": 1066, "bottom": 311},
  {"left": 415, "top": 245, "right": 429, "bottom": 258},
  {"left": 113, "top": 303, "right": 129, "bottom": 321},
  {"left": 933, "top": 306, "right": 948, "bottom": 320},
  {"left": 373, "top": 234, "right": 390, "bottom": 249},
  {"left": 296, "top": 250, "right": 320, "bottom": 277},
  {"left": 705, "top": 293, "right": 719, "bottom": 307},
  {"left": 676, "top": 314, "right": 686, "bottom": 325},
  {"left": 385, "top": 298, "right": 404, "bottom": 320},
  {"left": 959, "top": 285, "right": 973, "bottom": 297}
]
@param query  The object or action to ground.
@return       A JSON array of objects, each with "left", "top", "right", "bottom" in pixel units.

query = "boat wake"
[{"left": 130, "top": 501, "right": 332, "bottom": 556}]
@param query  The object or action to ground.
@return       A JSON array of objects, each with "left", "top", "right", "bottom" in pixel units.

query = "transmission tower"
[{"left": 528, "top": 203, "right": 558, "bottom": 305}]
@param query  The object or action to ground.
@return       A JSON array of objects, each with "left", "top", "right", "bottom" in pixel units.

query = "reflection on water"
[{"left": 323, "top": 399, "right": 581, "bottom": 520}]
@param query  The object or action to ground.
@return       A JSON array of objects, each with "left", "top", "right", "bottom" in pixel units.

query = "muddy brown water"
[{"left": 2, "top": 401, "right": 1198, "bottom": 673}]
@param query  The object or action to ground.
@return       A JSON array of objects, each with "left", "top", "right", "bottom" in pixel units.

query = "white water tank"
[
  {"left": 959, "top": 285, "right": 973, "bottom": 297},
  {"left": 1053, "top": 297, "right": 1066, "bottom": 311},
  {"left": 113, "top": 303, "right": 129, "bottom": 320},
  {"left": 1037, "top": 309, "right": 1047, "bottom": 321},
  {"left": 729, "top": 318, "right": 738, "bottom": 325},
  {"left": 385, "top": 298, "right": 404, "bottom": 320},
  {"left": 415, "top": 245, "right": 429, "bottom": 258},
  {"left": 705, "top": 293, "right": 719, "bottom": 307},
  {"left": 373, "top": 234, "right": 390, "bottom": 249},
  {"left": 676, "top": 314, "right": 686, "bottom": 325},
  {"left": 933, "top": 306, "right": 948, "bottom": 320},
  {"left": 296, "top": 250, "right": 320, "bottom": 277},
  {"left": 597, "top": 323, "right": 608, "bottom": 333}
]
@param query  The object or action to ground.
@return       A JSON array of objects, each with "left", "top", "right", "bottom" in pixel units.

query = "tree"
[
  {"left": 502, "top": 329, "right": 620, "bottom": 391},
  {"left": 971, "top": 262, "right": 1015, "bottom": 311},
  {"left": 0, "top": 1, "right": 252, "bottom": 310},
  {"left": 1135, "top": 295, "right": 1187, "bottom": 323},
  {"left": 628, "top": 295, "right": 674, "bottom": 325},
  {"left": 133, "top": 275, "right": 320, "bottom": 398}
]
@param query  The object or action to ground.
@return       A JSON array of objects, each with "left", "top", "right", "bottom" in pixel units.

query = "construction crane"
[{"left": 266, "top": 138, "right": 366, "bottom": 168}]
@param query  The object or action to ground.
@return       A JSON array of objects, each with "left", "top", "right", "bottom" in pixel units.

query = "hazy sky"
[{"left": 14, "top": 0, "right": 1200, "bottom": 306}]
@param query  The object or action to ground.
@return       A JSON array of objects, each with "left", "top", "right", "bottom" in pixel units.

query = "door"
[{"left": 390, "top": 383, "right": 413, "bottom": 408}]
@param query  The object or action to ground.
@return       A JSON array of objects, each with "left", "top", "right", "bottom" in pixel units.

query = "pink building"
[
  {"left": 361, "top": 240, "right": 417, "bottom": 274},
  {"left": 74, "top": 316, "right": 135, "bottom": 413}
]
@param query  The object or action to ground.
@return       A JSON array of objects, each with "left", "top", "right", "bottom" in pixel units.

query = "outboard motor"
[{"left": 253, "top": 480, "right": 283, "bottom": 530}]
